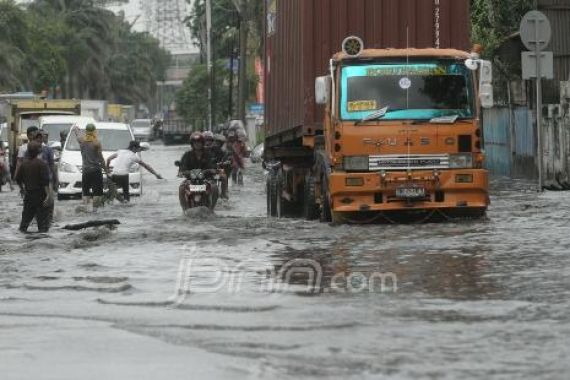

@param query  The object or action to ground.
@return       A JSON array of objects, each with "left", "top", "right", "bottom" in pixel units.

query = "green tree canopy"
[{"left": 0, "top": 0, "right": 170, "bottom": 106}]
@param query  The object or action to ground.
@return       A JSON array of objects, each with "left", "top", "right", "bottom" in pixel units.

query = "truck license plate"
[
  {"left": 396, "top": 187, "right": 426, "bottom": 199},
  {"left": 189, "top": 185, "right": 207, "bottom": 192}
]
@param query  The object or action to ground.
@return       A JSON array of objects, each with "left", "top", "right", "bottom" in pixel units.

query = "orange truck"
[{"left": 264, "top": 0, "right": 494, "bottom": 223}]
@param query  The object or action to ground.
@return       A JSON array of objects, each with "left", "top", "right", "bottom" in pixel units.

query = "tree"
[
  {"left": 0, "top": 0, "right": 29, "bottom": 91},
  {"left": 471, "top": 0, "right": 534, "bottom": 58},
  {"left": 0, "top": 0, "right": 170, "bottom": 106},
  {"left": 176, "top": 61, "right": 230, "bottom": 128}
]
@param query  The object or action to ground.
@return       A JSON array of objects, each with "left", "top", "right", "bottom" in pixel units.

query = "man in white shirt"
[{"left": 106, "top": 141, "right": 162, "bottom": 202}]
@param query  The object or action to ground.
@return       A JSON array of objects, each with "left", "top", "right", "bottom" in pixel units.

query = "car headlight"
[
  {"left": 60, "top": 162, "right": 78, "bottom": 173},
  {"left": 448, "top": 154, "right": 473, "bottom": 169},
  {"left": 343, "top": 156, "right": 369, "bottom": 171},
  {"left": 129, "top": 163, "right": 140, "bottom": 173}
]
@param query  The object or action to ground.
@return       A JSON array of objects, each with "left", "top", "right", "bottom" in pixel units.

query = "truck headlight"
[
  {"left": 449, "top": 154, "right": 473, "bottom": 169},
  {"left": 60, "top": 162, "right": 78, "bottom": 173},
  {"left": 343, "top": 156, "right": 369, "bottom": 171}
]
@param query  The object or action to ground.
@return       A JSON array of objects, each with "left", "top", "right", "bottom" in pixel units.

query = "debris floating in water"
[{"left": 63, "top": 220, "right": 121, "bottom": 231}]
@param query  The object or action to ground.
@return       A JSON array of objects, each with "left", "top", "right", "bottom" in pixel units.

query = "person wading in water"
[
  {"left": 15, "top": 142, "right": 53, "bottom": 233},
  {"left": 72, "top": 124, "right": 108, "bottom": 210}
]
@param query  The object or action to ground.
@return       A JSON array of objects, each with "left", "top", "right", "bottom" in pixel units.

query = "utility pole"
[
  {"left": 206, "top": 0, "right": 213, "bottom": 131},
  {"left": 228, "top": 26, "right": 236, "bottom": 118},
  {"left": 236, "top": 0, "right": 248, "bottom": 123}
]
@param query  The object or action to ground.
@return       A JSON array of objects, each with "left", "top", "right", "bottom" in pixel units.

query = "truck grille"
[{"left": 369, "top": 154, "right": 450, "bottom": 171}]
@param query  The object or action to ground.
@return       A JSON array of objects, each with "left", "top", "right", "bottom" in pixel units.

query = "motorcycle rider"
[
  {"left": 178, "top": 132, "right": 215, "bottom": 173},
  {"left": 203, "top": 131, "right": 215, "bottom": 151},
  {"left": 178, "top": 132, "right": 216, "bottom": 210},
  {"left": 212, "top": 134, "right": 230, "bottom": 199},
  {"left": 226, "top": 129, "right": 247, "bottom": 185}
]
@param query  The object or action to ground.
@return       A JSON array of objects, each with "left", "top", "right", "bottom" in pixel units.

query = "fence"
[{"left": 483, "top": 102, "right": 570, "bottom": 189}]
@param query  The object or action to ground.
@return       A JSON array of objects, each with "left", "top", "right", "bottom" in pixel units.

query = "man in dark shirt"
[
  {"left": 73, "top": 124, "right": 108, "bottom": 208},
  {"left": 178, "top": 132, "right": 215, "bottom": 172},
  {"left": 15, "top": 142, "right": 53, "bottom": 233}
]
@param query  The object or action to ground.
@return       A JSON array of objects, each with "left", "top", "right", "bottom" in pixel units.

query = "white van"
[
  {"left": 39, "top": 116, "right": 96, "bottom": 147},
  {"left": 58, "top": 122, "right": 143, "bottom": 200}
]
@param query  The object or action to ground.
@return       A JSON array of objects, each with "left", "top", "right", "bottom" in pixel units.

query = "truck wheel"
[
  {"left": 331, "top": 211, "right": 344, "bottom": 224},
  {"left": 320, "top": 191, "right": 332, "bottom": 222},
  {"left": 276, "top": 173, "right": 285, "bottom": 218},
  {"left": 303, "top": 175, "right": 318, "bottom": 220},
  {"left": 267, "top": 174, "right": 277, "bottom": 217}
]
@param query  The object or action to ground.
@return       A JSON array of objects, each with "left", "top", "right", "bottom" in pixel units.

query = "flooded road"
[{"left": 1, "top": 144, "right": 569, "bottom": 379}]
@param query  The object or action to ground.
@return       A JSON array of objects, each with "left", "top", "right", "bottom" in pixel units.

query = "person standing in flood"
[
  {"left": 15, "top": 142, "right": 53, "bottom": 233},
  {"left": 72, "top": 124, "right": 108, "bottom": 209}
]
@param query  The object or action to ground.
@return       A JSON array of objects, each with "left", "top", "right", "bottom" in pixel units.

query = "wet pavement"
[{"left": 1, "top": 143, "right": 569, "bottom": 379}]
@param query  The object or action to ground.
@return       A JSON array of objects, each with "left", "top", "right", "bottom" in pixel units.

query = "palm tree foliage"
[{"left": 0, "top": 0, "right": 170, "bottom": 105}]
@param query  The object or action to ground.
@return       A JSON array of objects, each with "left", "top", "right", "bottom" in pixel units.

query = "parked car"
[
  {"left": 58, "top": 122, "right": 143, "bottom": 200},
  {"left": 131, "top": 119, "right": 153, "bottom": 142}
]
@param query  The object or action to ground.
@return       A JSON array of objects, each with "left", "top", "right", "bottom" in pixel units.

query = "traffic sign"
[
  {"left": 522, "top": 51, "right": 554, "bottom": 80},
  {"left": 520, "top": 11, "right": 552, "bottom": 52},
  {"left": 248, "top": 103, "right": 264, "bottom": 115}
]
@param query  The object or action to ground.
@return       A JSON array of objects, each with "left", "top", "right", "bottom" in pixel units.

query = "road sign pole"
[
  {"left": 535, "top": 49, "right": 544, "bottom": 192},
  {"left": 520, "top": 10, "right": 551, "bottom": 192},
  {"left": 535, "top": 23, "right": 543, "bottom": 192}
]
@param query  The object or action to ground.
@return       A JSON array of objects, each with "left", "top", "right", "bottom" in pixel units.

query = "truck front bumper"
[{"left": 329, "top": 169, "right": 489, "bottom": 213}]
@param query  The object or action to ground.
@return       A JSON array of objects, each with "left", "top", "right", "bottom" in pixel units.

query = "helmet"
[
  {"left": 190, "top": 132, "right": 203, "bottom": 144},
  {"left": 214, "top": 134, "right": 226, "bottom": 143},
  {"left": 203, "top": 131, "right": 214, "bottom": 141}
]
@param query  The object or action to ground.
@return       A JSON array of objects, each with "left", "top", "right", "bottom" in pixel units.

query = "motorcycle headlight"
[
  {"left": 343, "top": 156, "right": 369, "bottom": 172},
  {"left": 198, "top": 172, "right": 205, "bottom": 180},
  {"left": 60, "top": 162, "right": 78, "bottom": 173},
  {"left": 448, "top": 154, "right": 474, "bottom": 169},
  {"left": 190, "top": 172, "right": 198, "bottom": 180}
]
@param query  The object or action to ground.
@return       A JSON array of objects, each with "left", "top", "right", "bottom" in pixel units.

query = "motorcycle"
[{"left": 176, "top": 163, "right": 219, "bottom": 212}]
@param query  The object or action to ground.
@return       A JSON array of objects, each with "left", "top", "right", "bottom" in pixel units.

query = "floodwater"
[{"left": 1, "top": 144, "right": 569, "bottom": 379}]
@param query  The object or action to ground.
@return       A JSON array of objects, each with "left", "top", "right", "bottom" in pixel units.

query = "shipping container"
[{"left": 264, "top": 0, "right": 471, "bottom": 147}]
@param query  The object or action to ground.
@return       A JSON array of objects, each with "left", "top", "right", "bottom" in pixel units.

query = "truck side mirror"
[
  {"left": 479, "top": 83, "right": 494, "bottom": 109},
  {"left": 315, "top": 76, "right": 332, "bottom": 105}
]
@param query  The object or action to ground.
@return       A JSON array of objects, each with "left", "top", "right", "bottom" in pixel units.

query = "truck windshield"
[
  {"left": 341, "top": 62, "right": 474, "bottom": 121},
  {"left": 41, "top": 123, "right": 73, "bottom": 142}
]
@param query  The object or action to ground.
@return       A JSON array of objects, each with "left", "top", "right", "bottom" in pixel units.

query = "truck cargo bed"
[{"left": 264, "top": 0, "right": 470, "bottom": 149}]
